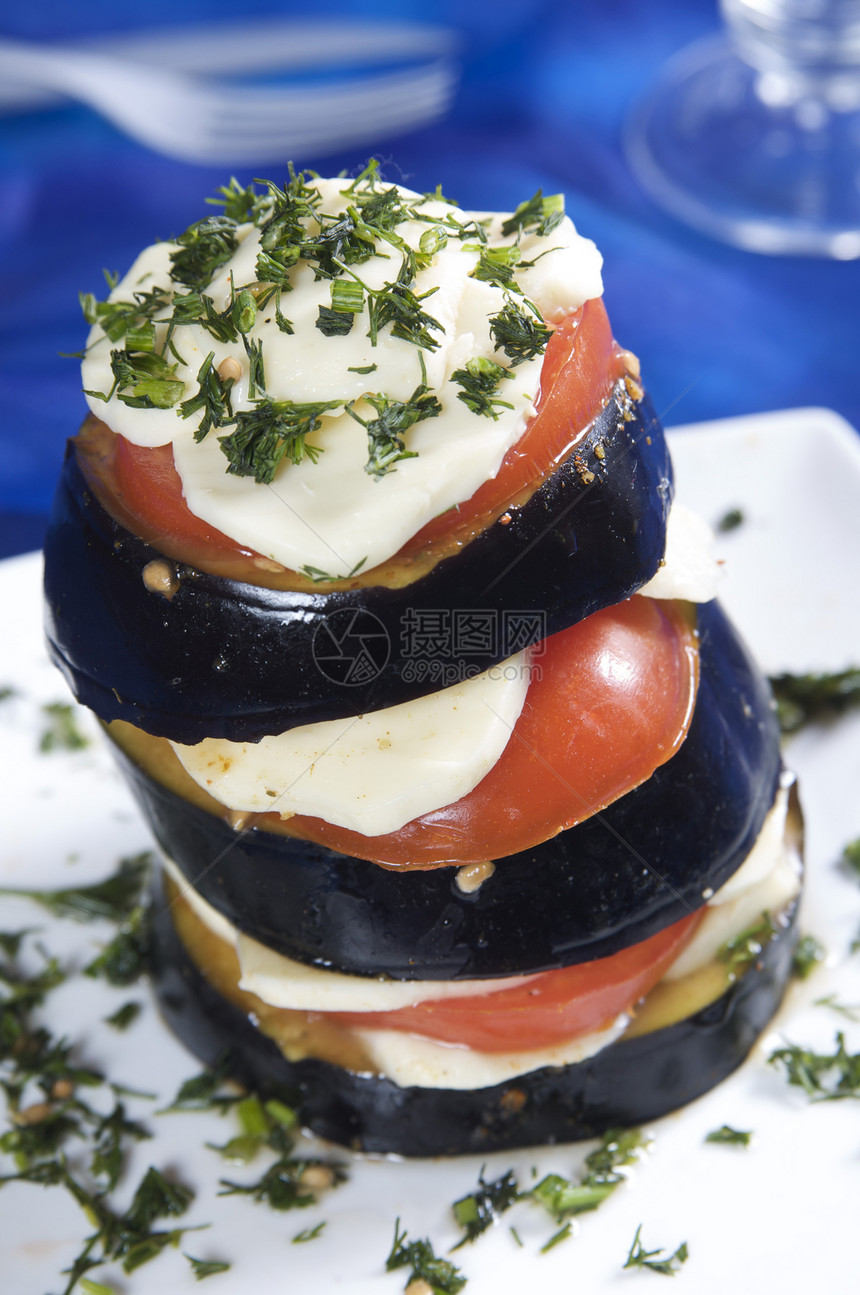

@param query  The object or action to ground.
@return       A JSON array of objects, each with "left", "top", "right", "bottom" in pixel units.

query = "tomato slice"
[
  {"left": 280, "top": 596, "right": 698, "bottom": 869},
  {"left": 76, "top": 298, "right": 627, "bottom": 580},
  {"left": 331, "top": 909, "right": 702, "bottom": 1052}
]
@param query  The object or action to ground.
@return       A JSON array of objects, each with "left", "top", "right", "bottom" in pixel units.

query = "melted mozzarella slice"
[
  {"left": 170, "top": 652, "right": 529, "bottom": 835},
  {"left": 353, "top": 1018, "right": 630, "bottom": 1091},
  {"left": 638, "top": 502, "right": 720, "bottom": 603}
]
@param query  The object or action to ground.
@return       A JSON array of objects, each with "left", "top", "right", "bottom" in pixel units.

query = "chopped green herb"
[
  {"left": 841, "top": 837, "right": 860, "bottom": 879},
  {"left": 169, "top": 215, "right": 239, "bottom": 291},
  {"left": 0, "top": 684, "right": 18, "bottom": 702},
  {"left": 385, "top": 1219, "right": 467, "bottom": 1293},
  {"left": 624, "top": 1224, "right": 689, "bottom": 1276},
  {"left": 501, "top": 189, "right": 564, "bottom": 238},
  {"left": 218, "top": 1157, "right": 332, "bottom": 1212},
  {"left": 347, "top": 363, "right": 377, "bottom": 375},
  {"left": 348, "top": 381, "right": 441, "bottom": 479},
  {"left": 540, "top": 1222, "right": 573, "bottom": 1253},
  {"left": 293, "top": 1221, "right": 327, "bottom": 1243},
  {"left": 159, "top": 1057, "right": 242, "bottom": 1114},
  {"left": 704, "top": 1125, "right": 752, "bottom": 1147},
  {"left": 299, "top": 557, "right": 367, "bottom": 584},
  {"left": 125, "top": 1165, "right": 194, "bottom": 1232},
  {"left": 531, "top": 1172, "right": 615, "bottom": 1218},
  {"left": 769, "top": 668, "right": 860, "bottom": 733},
  {"left": 769, "top": 1031, "right": 860, "bottom": 1099},
  {"left": 792, "top": 934, "right": 826, "bottom": 980},
  {"left": 718, "top": 912, "right": 776, "bottom": 974},
  {"left": 489, "top": 296, "right": 551, "bottom": 366},
  {"left": 315, "top": 305, "right": 355, "bottom": 337},
  {"left": 451, "top": 356, "right": 513, "bottom": 419},
  {"left": 452, "top": 1168, "right": 519, "bottom": 1247},
  {"left": 813, "top": 994, "right": 860, "bottom": 1022},
  {"left": 104, "top": 1001, "right": 142, "bottom": 1032},
  {"left": 79, "top": 1280, "right": 117, "bottom": 1295},
  {"left": 470, "top": 242, "right": 523, "bottom": 290},
  {"left": 180, "top": 352, "right": 235, "bottom": 440},
  {"left": 85, "top": 905, "right": 151, "bottom": 985},
  {"left": 38, "top": 701, "right": 89, "bottom": 752},
  {"left": 186, "top": 1254, "right": 232, "bottom": 1280},
  {"left": 582, "top": 1126, "right": 651, "bottom": 1183},
  {"left": 206, "top": 176, "right": 265, "bottom": 223},
  {"left": 717, "top": 506, "right": 745, "bottom": 533},
  {"left": 0, "top": 928, "right": 36, "bottom": 958},
  {"left": 218, "top": 398, "right": 341, "bottom": 483},
  {"left": 95, "top": 347, "right": 185, "bottom": 411},
  {"left": 0, "top": 853, "right": 150, "bottom": 924},
  {"left": 79, "top": 284, "right": 172, "bottom": 345}
]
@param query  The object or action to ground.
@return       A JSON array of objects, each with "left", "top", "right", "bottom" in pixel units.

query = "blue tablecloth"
[{"left": 1, "top": 0, "right": 857, "bottom": 558}]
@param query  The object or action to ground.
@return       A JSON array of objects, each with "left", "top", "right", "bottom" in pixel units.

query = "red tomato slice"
[
  {"left": 331, "top": 909, "right": 702, "bottom": 1052},
  {"left": 77, "top": 298, "right": 627, "bottom": 577},
  {"left": 281, "top": 597, "right": 699, "bottom": 869}
]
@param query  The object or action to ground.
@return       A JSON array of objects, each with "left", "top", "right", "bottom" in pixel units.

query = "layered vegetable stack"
[{"left": 44, "top": 166, "right": 802, "bottom": 1156}]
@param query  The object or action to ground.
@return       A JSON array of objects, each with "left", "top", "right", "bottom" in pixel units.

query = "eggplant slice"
[
  {"left": 44, "top": 385, "right": 671, "bottom": 744},
  {"left": 150, "top": 868, "right": 799, "bottom": 1157},
  {"left": 116, "top": 600, "right": 781, "bottom": 980}
]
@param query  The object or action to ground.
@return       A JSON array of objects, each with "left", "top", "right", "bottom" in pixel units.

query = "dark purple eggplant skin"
[
  {"left": 149, "top": 871, "right": 799, "bottom": 1157},
  {"left": 43, "top": 385, "right": 671, "bottom": 743},
  {"left": 118, "top": 600, "right": 781, "bottom": 980}
]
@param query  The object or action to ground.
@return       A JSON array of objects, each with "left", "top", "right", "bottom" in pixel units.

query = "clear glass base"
[{"left": 626, "top": 34, "right": 860, "bottom": 258}]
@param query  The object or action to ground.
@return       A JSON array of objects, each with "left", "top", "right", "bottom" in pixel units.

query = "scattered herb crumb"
[
  {"left": 38, "top": 701, "right": 90, "bottom": 752},
  {"left": 716, "top": 506, "right": 745, "bottom": 533},
  {"left": 186, "top": 1254, "right": 232, "bottom": 1279},
  {"left": 769, "top": 1031, "right": 860, "bottom": 1099},
  {"left": 540, "top": 1222, "right": 573, "bottom": 1253},
  {"left": 813, "top": 994, "right": 860, "bottom": 1022},
  {"left": 386, "top": 1219, "right": 467, "bottom": 1293},
  {"left": 104, "top": 1001, "right": 143, "bottom": 1031},
  {"left": 293, "top": 1221, "right": 327, "bottom": 1243},
  {"left": 704, "top": 1125, "right": 752, "bottom": 1147},
  {"left": 452, "top": 1167, "right": 519, "bottom": 1247},
  {"left": 624, "top": 1224, "right": 689, "bottom": 1276},
  {"left": 768, "top": 668, "right": 860, "bottom": 733},
  {"left": 792, "top": 934, "right": 826, "bottom": 980},
  {"left": 841, "top": 838, "right": 860, "bottom": 879}
]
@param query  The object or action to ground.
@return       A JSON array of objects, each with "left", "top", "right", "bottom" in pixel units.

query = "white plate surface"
[{"left": 2, "top": 407, "right": 860, "bottom": 1293}]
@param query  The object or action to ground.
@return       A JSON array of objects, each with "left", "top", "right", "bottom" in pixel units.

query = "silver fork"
[{"left": 0, "top": 22, "right": 460, "bottom": 164}]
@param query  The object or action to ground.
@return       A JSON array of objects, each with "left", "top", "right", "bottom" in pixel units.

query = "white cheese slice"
[
  {"left": 237, "top": 932, "right": 537, "bottom": 1011},
  {"left": 353, "top": 1016, "right": 630, "bottom": 1091},
  {"left": 170, "top": 651, "right": 529, "bottom": 835},
  {"left": 638, "top": 502, "right": 721, "bottom": 603},
  {"left": 80, "top": 176, "right": 604, "bottom": 572}
]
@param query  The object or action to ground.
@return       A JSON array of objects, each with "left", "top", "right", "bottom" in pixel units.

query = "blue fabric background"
[{"left": 1, "top": 0, "right": 857, "bottom": 557}]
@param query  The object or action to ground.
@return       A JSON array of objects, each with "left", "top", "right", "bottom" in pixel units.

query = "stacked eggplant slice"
[{"left": 44, "top": 170, "right": 802, "bottom": 1155}]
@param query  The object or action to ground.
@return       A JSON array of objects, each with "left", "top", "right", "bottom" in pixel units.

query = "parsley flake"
[{"left": 624, "top": 1224, "right": 689, "bottom": 1276}]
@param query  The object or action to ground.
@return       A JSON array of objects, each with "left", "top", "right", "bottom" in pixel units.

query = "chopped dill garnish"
[
  {"left": 169, "top": 215, "right": 239, "bottom": 291},
  {"left": 385, "top": 1219, "right": 467, "bottom": 1293},
  {"left": 452, "top": 1168, "right": 519, "bottom": 1247},
  {"left": 704, "top": 1125, "right": 752, "bottom": 1147},
  {"left": 104, "top": 1001, "right": 143, "bottom": 1032},
  {"left": 717, "top": 506, "right": 745, "bottom": 532},
  {"left": 38, "top": 701, "right": 89, "bottom": 752},
  {"left": 624, "top": 1224, "right": 689, "bottom": 1276},
  {"left": 769, "top": 1031, "right": 860, "bottom": 1099},
  {"left": 501, "top": 188, "right": 564, "bottom": 238},
  {"left": 718, "top": 912, "right": 776, "bottom": 974},
  {"left": 792, "top": 933, "right": 826, "bottom": 980},
  {"left": 186, "top": 1254, "right": 232, "bottom": 1279},
  {"left": 769, "top": 668, "right": 860, "bottom": 733},
  {"left": 218, "top": 398, "right": 341, "bottom": 483},
  {"left": 451, "top": 356, "right": 513, "bottom": 419},
  {"left": 489, "top": 295, "right": 551, "bottom": 366},
  {"left": 0, "top": 852, "right": 150, "bottom": 923},
  {"left": 349, "top": 382, "right": 441, "bottom": 479}
]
